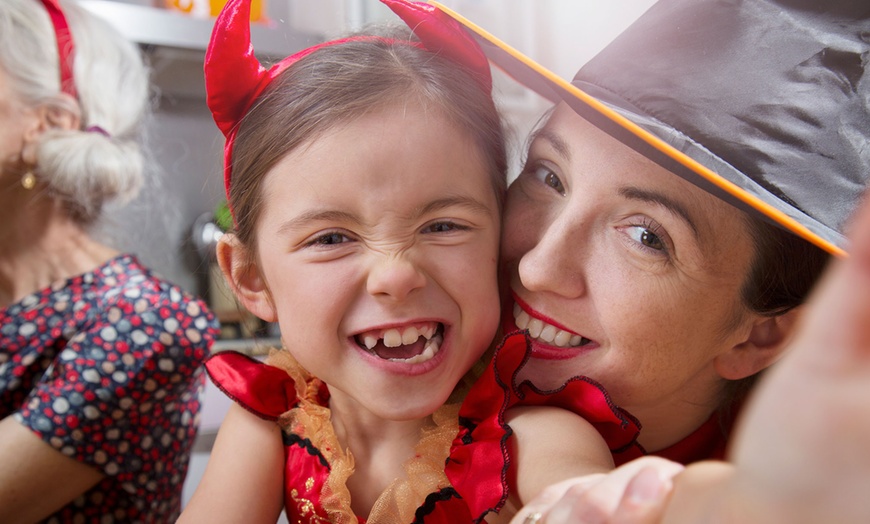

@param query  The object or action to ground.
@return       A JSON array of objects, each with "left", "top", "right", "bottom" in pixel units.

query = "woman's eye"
[
  {"left": 626, "top": 225, "right": 666, "bottom": 252},
  {"left": 528, "top": 165, "right": 566, "bottom": 195},
  {"left": 544, "top": 172, "right": 565, "bottom": 194}
]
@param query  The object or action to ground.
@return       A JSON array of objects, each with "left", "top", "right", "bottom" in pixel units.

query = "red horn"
[
  {"left": 380, "top": 0, "right": 492, "bottom": 92},
  {"left": 204, "top": 0, "right": 266, "bottom": 138}
]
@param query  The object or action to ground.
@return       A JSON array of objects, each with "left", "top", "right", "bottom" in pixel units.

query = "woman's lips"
[
  {"left": 513, "top": 302, "right": 588, "bottom": 347},
  {"left": 511, "top": 295, "right": 596, "bottom": 361}
]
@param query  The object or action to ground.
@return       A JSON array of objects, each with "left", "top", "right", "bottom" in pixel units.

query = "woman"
[
  {"left": 428, "top": 0, "right": 868, "bottom": 520},
  {"left": 0, "top": 0, "right": 219, "bottom": 521}
]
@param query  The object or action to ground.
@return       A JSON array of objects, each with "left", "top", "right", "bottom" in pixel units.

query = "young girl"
[{"left": 178, "top": 0, "right": 642, "bottom": 522}]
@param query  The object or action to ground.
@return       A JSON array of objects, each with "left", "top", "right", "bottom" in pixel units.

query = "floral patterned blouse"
[{"left": 0, "top": 254, "right": 219, "bottom": 523}]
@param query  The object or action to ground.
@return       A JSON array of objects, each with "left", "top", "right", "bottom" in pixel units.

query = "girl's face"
[
  {"left": 502, "top": 103, "right": 762, "bottom": 447},
  {"left": 234, "top": 100, "right": 501, "bottom": 423}
]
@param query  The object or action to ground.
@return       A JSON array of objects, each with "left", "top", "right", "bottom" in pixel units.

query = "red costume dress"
[
  {"left": 206, "top": 331, "right": 643, "bottom": 523},
  {"left": 444, "top": 330, "right": 736, "bottom": 521},
  {"left": 206, "top": 350, "right": 476, "bottom": 523}
]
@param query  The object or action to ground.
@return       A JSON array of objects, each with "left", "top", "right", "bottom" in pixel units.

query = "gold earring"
[{"left": 21, "top": 171, "right": 36, "bottom": 190}]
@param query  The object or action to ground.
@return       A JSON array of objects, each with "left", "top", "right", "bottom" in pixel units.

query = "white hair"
[{"left": 0, "top": 0, "right": 151, "bottom": 223}]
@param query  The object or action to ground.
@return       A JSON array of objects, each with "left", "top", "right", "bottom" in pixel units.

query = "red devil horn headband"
[
  {"left": 205, "top": 0, "right": 492, "bottom": 201},
  {"left": 39, "top": 0, "right": 77, "bottom": 98}
]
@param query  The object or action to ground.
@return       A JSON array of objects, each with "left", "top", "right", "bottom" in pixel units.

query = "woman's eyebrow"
[
  {"left": 619, "top": 186, "right": 700, "bottom": 237},
  {"left": 530, "top": 128, "right": 572, "bottom": 161}
]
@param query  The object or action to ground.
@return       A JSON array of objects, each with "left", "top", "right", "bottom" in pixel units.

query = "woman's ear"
[
  {"left": 215, "top": 235, "right": 277, "bottom": 323},
  {"left": 714, "top": 307, "right": 803, "bottom": 380},
  {"left": 21, "top": 97, "right": 81, "bottom": 164},
  {"left": 40, "top": 97, "right": 81, "bottom": 132}
]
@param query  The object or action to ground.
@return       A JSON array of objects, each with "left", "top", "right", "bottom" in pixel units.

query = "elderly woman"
[
  {"left": 0, "top": 0, "right": 219, "bottom": 521},
  {"left": 425, "top": 0, "right": 868, "bottom": 521}
]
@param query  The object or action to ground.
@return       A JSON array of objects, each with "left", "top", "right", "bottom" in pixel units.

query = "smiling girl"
[{"left": 176, "top": 0, "right": 622, "bottom": 521}]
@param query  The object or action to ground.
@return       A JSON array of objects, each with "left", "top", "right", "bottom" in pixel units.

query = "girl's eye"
[
  {"left": 422, "top": 221, "right": 468, "bottom": 234},
  {"left": 309, "top": 232, "right": 352, "bottom": 246}
]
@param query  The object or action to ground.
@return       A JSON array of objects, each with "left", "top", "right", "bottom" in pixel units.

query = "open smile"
[
  {"left": 354, "top": 322, "right": 444, "bottom": 364},
  {"left": 513, "top": 302, "right": 591, "bottom": 348}
]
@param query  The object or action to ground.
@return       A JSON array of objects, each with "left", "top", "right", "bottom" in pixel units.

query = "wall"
[{"left": 98, "top": 96, "right": 224, "bottom": 297}]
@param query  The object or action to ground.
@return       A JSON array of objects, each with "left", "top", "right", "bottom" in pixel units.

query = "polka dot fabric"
[{"left": 0, "top": 254, "right": 219, "bottom": 522}]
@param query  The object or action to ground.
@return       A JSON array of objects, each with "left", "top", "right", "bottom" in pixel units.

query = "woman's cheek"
[{"left": 501, "top": 197, "right": 540, "bottom": 261}]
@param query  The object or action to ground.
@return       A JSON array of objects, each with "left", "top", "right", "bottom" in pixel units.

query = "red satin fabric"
[
  {"left": 205, "top": 351, "right": 476, "bottom": 523},
  {"left": 204, "top": 351, "right": 301, "bottom": 420},
  {"left": 206, "top": 337, "right": 733, "bottom": 522},
  {"left": 446, "top": 331, "right": 643, "bottom": 520}
]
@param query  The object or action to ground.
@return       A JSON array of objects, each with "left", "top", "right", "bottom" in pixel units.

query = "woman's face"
[{"left": 502, "top": 103, "right": 761, "bottom": 445}]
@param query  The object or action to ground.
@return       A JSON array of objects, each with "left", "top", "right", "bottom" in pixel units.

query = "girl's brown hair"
[{"left": 227, "top": 25, "right": 507, "bottom": 257}]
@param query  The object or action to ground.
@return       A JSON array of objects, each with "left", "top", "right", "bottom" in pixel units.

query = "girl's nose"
[{"left": 366, "top": 253, "right": 427, "bottom": 301}]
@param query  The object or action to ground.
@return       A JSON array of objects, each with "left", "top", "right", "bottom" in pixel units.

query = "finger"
[
  {"left": 788, "top": 194, "right": 870, "bottom": 371},
  {"left": 610, "top": 466, "right": 672, "bottom": 524},
  {"left": 510, "top": 475, "right": 607, "bottom": 524},
  {"left": 536, "top": 479, "right": 635, "bottom": 524},
  {"left": 511, "top": 508, "right": 545, "bottom": 524}
]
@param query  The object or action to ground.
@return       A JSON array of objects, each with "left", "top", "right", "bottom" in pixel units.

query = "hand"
[
  {"left": 512, "top": 456, "right": 683, "bottom": 524},
  {"left": 723, "top": 194, "right": 870, "bottom": 523}
]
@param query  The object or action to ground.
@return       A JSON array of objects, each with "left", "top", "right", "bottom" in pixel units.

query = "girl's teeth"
[
  {"left": 554, "top": 330, "right": 572, "bottom": 347},
  {"left": 383, "top": 329, "right": 402, "bottom": 348},
  {"left": 390, "top": 333, "right": 442, "bottom": 364},
  {"left": 569, "top": 335, "right": 583, "bottom": 346},
  {"left": 402, "top": 327, "right": 420, "bottom": 345},
  {"left": 358, "top": 323, "right": 440, "bottom": 351}
]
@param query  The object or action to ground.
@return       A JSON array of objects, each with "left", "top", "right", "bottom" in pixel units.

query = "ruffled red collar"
[{"left": 445, "top": 331, "right": 642, "bottom": 521}]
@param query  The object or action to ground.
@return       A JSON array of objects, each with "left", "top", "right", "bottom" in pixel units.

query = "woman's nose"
[
  {"left": 516, "top": 213, "right": 588, "bottom": 299},
  {"left": 366, "top": 253, "right": 427, "bottom": 301}
]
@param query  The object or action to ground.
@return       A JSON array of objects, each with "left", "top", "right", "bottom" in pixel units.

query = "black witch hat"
[{"left": 433, "top": 0, "right": 870, "bottom": 256}]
